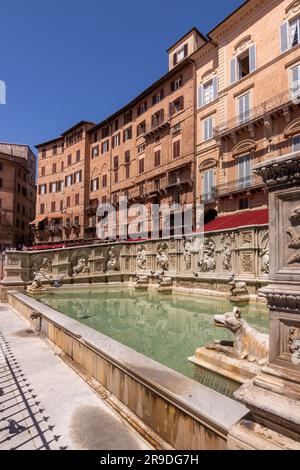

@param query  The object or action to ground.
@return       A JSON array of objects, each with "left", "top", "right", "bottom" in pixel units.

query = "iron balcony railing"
[
  {"left": 213, "top": 174, "right": 263, "bottom": 197},
  {"left": 214, "top": 88, "right": 297, "bottom": 137}
]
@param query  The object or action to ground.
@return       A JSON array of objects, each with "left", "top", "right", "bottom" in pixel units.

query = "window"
[
  {"left": 173, "top": 140, "right": 181, "bottom": 159},
  {"left": 61, "top": 162, "right": 64, "bottom": 171},
  {"left": 137, "top": 102, "right": 147, "bottom": 116},
  {"left": 53, "top": 145, "right": 57, "bottom": 156},
  {"left": 152, "top": 109, "right": 164, "bottom": 128},
  {"left": 93, "top": 132, "right": 98, "bottom": 143},
  {"left": 123, "top": 126, "right": 132, "bottom": 142},
  {"left": 171, "top": 76, "right": 182, "bottom": 92},
  {"left": 230, "top": 44, "right": 256, "bottom": 83},
  {"left": 52, "top": 163, "right": 56, "bottom": 174},
  {"left": 101, "top": 140, "right": 109, "bottom": 154},
  {"left": 198, "top": 77, "right": 218, "bottom": 108},
  {"left": 75, "top": 171, "right": 82, "bottom": 183},
  {"left": 173, "top": 123, "right": 181, "bottom": 134},
  {"left": 202, "top": 169, "right": 215, "bottom": 201},
  {"left": 102, "top": 126, "right": 109, "bottom": 139},
  {"left": 170, "top": 96, "right": 184, "bottom": 114},
  {"left": 75, "top": 216, "right": 79, "bottom": 226},
  {"left": 154, "top": 149, "right": 161, "bottom": 167},
  {"left": 137, "top": 121, "right": 146, "bottom": 137},
  {"left": 173, "top": 44, "right": 188, "bottom": 66},
  {"left": 66, "top": 197, "right": 71, "bottom": 208},
  {"left": 67, "top": 154, "right": 72, "bottom": 166},
  {"left": 292, "top": 134, "right": 300, "bottom": 152},
  {"left": 91, "top": 178, "right": 99, "bottom": 192},
  {"left": 102, "top": 174, "right": 107, "bottom": 187},
  {"left": 138, "top": 144, "right": 146, "bottom": 154},
  {"left": 42, "top": 149, "right": 46, "bottom": 159},
  {"left": 76, "top": 150, "right": 81, "bottom": 162},
  {"left": 60, "top": 200, "right": 63, "bottom": 211},
  {"left": 41, "top": 167, "right": 45, "bottom": 177},
  {"left": 114, "top": 170, "right": 118, "bottom": 183},
  {"left": 152, "top": 90, "right": 164, "bottom": 105},
  {"left": 114, "top": 119, "right": 119, "bottom": 132},
  {"left": 51, "top": 202, "right": 56, "bottom": 212},
  {"left": 66, "top": 175, "right": 73, "bottom": 187},
  {"left": 237, "top": 154, "right": 251, "bottom": 188},
  {"left": 125, "top": 150, "right": 130, "bottom": 164},
  {"left": 113, "top": 156, "right": 119, "bottom": 168},
  {"left": 92, "top": 145, "right": 99, "bottom": 158},
  {"left": 125, "top": 165, "right": 130, "bottom": 178},
  {"left": 75, "top": 194, "right": 80, "bottom": 205},
  {"left": 139, "top": 158, "right": 145, "bottom": 174},
  {"left": 40, "top": 184, "right": 47, "bottom": 195},
  {"left": 203, "top": 116, "right": 213, "bottom": 141},
  {"left": 239, "top": 198, "right": 249, "bottom": 210},
  {"left": 291, "top": 64, "right": 300, "bottom": 100},
  {"left": 50, "top": 182, "right": 57, "bottom": 193},
  {"left": 40, "top": 204, "right": 45, "bottom": 214},
  {"left": 124, "top": 110, "right": 132, "bottom": 125},
  {"left": 112, "top": 133, "right": 121, "bottom": 148},
  {"left": 237, "top": 93, "right": 250, "bottom": 124},
  {"left": 0, "top": 163, "right": 2, "bottom": 171}
]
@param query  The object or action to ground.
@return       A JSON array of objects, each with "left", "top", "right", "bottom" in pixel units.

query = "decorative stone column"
[{"left": 228, "top": 152, "right": 300, "bottom": 450}]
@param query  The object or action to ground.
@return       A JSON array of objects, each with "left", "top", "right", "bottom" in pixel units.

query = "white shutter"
[
  {"left": 280, "top": 22, "right": 289, "bottom": 53},
  {"left": 230, "top": 57, "right": 237, "bottom": 84},
  {"left": 249, "top": 44, "right": 256, "bottom": 73},
  {"left": 198, "top": 85, "right": 204, "bottom": 108},
  {"left": 292, "top": 65, "right": 300, "bottom": 99},
  {"left": 292, "top": 135, "right": 300, "bottom": 152},
  {"left": 213, "top": 76, "right": 219, "bottom": 100}
]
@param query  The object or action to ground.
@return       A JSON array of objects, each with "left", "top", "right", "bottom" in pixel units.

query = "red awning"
[{"left": 204, "top": 208, "right": 269, "bottom": 232}]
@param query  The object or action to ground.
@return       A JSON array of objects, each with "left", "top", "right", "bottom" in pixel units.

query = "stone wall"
[{"left": 0, "top": 225, "right": 270, "bottom": 301}]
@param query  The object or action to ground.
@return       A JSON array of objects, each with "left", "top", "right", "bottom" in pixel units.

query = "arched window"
[{"left": 202, "top": 169, "right": 215, "bottom": 201}]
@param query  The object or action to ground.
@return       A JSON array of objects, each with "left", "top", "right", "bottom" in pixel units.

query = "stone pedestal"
[{"left": 229, "top": 152, "right": 300, "bottom": 449}]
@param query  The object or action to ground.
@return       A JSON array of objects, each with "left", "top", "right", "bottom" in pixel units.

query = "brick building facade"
[
  {"left": 0, "top": 144, "right": 36, "bottom": 249},
  {"left": 33, "top": 0, "right": 300, "bottom": 244}
]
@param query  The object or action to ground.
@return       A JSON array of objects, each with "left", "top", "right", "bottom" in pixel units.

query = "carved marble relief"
[
  {"left": 7, "top": 256, "right": 21, "bottom": 266},
  {"left": 72, "top": 258, "right": 90, "bottom": 277},
  {"left": 242, "top": 232, "right": 253, "bottom": 245},
  {"left": 106, "top": 247, "right": 120, "bottom": 272},
  {"left": 288, "top": 327, "right": 300, "bottom": 365},
  {"left": 241, "top": 253, "right": 254, "bottom": 273},
  {"left": 183, "top": 239, "right": 192, "bottom": 271},
  {"left": 287, "top": 207, "right": 300, "bottom": 265},
  {"left": 198, "top": 238, "right": 216, "bottom": 273},
  {"left": 136, "top": 245, "right": 147, "bottom": 271},
  {"left": 156, "top": 242, "right": 169, "bottom": 272},
  {"left": 221, "top": 233, "right": 235, "bottom": 271},
  {"left": 260, "top": 233, "right": 270, "bottom": 275}
]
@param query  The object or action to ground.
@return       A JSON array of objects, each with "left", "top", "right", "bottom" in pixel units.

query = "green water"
[{"left": 36, "top": 288, "right": 269, "bottom": 382}]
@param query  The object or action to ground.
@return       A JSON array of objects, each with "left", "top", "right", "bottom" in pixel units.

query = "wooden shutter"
[
  {"left": 280, "top": 22, "right": 289, "bottom": 54},
  {"left": 184, "top": 44, "right": 188, "bottom": 57},
  {"left": 249, "top": 44, "right": 256, "bottom": 73},
  {"left": 230, "top": 57, "right": 237, "bottom": 84},
  {"left": 173, "top": 53, "right": 177, "bottom": 66}
]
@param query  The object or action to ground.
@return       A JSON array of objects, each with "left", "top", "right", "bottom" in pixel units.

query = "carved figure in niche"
[
  {"left": 136, "top": 245, "right": 147, "bottom": 271},
  {"left": 260, "top": 234, "right": 270, "bottom": 274},
  {"left": 206, "top": 307, "right": 269, "bottom": 365},
  {"left": 222, "top": 234, "right": 234, "bottom": 271},
  {"left": 198, "top": 238, "right": 216, "bottom": 272},
  {"left": 73, "top": 258, "right": 89, "bottom": 277},
  {"left": 286, "top": 207, "right": 300, "bottom": 265},
  {"left": 289, "top": 327, "right": 300, "bottom": 365},
  {"left": 107, "top": 247, "right": 119, "bottom": 271},
  {"left": 183, "top": 239, "right": 192, "bottom": 271},
  {"left": 156, "top": 242, "right": 169, "bottom": 272},
  {"left": 229, "top": 274, "right": 248, "bottom": 297}
]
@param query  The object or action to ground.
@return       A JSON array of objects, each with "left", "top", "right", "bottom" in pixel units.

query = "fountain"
[{"left": 228, "top": 152, "right": 300, "bottom": 450}]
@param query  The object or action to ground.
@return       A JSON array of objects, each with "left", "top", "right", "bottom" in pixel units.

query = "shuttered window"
[
  {"left": 237, "top": 93, "right": 250, "bottom": 124},
  {"left": 237, "top": 154, "right": 251, "bottom": 188},
  {"left": 203, "top": 117, "right": 213, "bottom": 141},
  {"left": 292, "top": 65, "right": 300, "bottom": 100},
  {"left": 203, "top": 169, "right": 214, "bottom": 201}
]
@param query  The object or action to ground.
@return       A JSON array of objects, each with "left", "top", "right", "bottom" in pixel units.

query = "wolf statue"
[{"left": 206, "top": 307, "right": 269, "bottom": 365}]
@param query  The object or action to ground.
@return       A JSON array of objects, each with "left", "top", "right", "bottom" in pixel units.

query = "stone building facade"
[
  {"left": 33, "top": 0, "right": 300, "bottom": 245},
  {"left": 0, "top": 144, "right": 36, "bottom": 249}
]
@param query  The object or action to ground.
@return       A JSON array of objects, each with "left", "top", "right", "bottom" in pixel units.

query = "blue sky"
[{"left": 0, "top": 0, "right": 244, "bottom": 153}]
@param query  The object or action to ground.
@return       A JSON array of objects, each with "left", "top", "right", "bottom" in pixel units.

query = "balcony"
[
  {"left": 86, "top": 199, "right": 99, "bottom": 216},
  {"left": 144, "top": 116, "right": 170, "bottom": 138},
  {"left": 166, "top": 170, "right": 193, "bottom": 190},
  {"left": 45, "top": 224, "right": 63, "bottom": 234},
  {"left": 213, "top": 174, "right": 263, "bottom": 198},
  {"left": 214, "top": 89, "right": 297, "bottom": 140},
  {"left": 200, "top": 191, "right": 218, "bottom": 204}
]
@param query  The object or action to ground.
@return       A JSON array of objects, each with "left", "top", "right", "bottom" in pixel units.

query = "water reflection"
[{"left": 38, "top": 289, "right": 269, "bottom": 380}]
